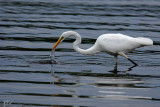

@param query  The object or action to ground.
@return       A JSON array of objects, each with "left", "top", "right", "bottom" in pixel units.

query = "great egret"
[{"left": 51, "top": 31, "right": 153, "bottom": 66}]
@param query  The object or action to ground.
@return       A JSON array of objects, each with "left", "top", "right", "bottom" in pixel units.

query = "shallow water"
[{"left": 0, "top": 0, "right": 160, "bottom": 106}]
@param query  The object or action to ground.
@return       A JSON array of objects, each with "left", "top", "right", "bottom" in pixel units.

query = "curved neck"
[{"left": 70, "top": 32, "right": 99, "bottom": 55}]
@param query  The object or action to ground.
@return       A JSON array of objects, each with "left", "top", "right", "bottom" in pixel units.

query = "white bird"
[{"left": 51, "top": 31, "right": 153, "bottom": 66}]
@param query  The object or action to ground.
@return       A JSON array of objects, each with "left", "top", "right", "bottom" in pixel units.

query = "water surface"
[{"left": 0, "top": 0, "right": 160, "bottom": 106}]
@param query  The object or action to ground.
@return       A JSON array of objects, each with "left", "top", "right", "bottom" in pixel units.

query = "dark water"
[{"left": 0, "top": 0, "right": 160, "bottom": 106}]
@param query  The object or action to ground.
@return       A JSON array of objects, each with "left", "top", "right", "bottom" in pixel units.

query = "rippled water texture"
[{"left": 0, "top": 0, "right": 160, "bottom": 107}]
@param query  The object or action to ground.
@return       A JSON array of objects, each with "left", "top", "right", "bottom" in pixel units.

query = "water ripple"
[{"left": 0, "top": 0, "right": 160, "bottom": 107}]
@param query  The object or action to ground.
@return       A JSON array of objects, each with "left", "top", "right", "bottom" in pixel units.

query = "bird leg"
[
  {"left": 118, "top": 52, "right": 138, "bottom": 66},
  {"left": 114, "top": 55, "right": 118, "bottom": 66},
  {"left": 114, "top": 55, "right": 118, "bottom": 71},
  {"left": 128, "top": 58, "right": 138, "bottom": 66}
]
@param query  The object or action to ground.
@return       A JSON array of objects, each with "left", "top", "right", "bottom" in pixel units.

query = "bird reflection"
[
  {"left": 109, "top": 64, "right": 138, "bottom": 74},
  {"left": 50, "top": 63, "right": 62, "bottom": 86},
  {"left": 50, "top": 59, "right": 138, "bottom": 76}
]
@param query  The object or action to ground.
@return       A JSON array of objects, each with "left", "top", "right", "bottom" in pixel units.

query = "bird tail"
[{"left": 136, "top": 37, "right": 153, "bottom": 46}]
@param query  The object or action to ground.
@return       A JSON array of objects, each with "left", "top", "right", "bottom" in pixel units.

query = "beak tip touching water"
[
  {"left": 51, "top": 48, "right": 55, "bottom": 52},
  {"left": 51, "top": 36, "right": 63, "bottom": 52}
]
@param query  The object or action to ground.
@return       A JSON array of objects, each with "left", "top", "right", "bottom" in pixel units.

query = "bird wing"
[{"left": 97, "top": 34, "right": 142, "bottom": 53}]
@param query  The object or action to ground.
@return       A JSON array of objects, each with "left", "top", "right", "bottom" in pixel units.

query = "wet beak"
[{"left": 51, "top": 36, "right": 63, "bottom": 52}]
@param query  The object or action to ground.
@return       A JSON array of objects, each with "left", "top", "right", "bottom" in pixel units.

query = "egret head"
[
  {"left": 51, "top": 31, "right": 79, "bottom": 52},
  {"left": 51, "top": 31, "right": 72, "bottom": 52}
]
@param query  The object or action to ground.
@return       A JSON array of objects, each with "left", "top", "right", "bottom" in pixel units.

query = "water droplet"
[{"left": 50, "top": 50, "right": 55, "bottom": 62}]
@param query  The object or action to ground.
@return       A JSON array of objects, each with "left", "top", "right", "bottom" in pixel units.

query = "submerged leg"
[
  {"left": 118, "top": 52, "right": 138, "bottom": 66},
  {"left": 114, "top": 55, "right": 118, "bottom": 71}
]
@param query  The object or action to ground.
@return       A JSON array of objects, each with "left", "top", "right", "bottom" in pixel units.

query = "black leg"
[
  {"left": 128, "top": 58, "right": 138, "bottom": 66},
  {"left": 114, "top": 63, "right": 117, "bottom": 71}
]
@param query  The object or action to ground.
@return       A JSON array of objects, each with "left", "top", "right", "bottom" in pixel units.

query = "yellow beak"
[{"left": 51, "top": 37, "right": 63, "bottom": 52}]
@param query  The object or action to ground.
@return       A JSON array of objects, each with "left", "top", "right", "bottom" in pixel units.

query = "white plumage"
[
  {"left": 51, "top": 31, "right": 153, "bottom": 66},
  {"left": 97, "top": 34, "right": 153, "bottom": 55}
]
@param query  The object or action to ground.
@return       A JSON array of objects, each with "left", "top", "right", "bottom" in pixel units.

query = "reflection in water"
[
  {"left": 109, "top": 64, "right": 138, "bottom": 74},
  {"left": 50, "top": 63, "right": 153, "bottom": 101},
  {"left": 98, "top": 94, "right": 152, "bottom": 100},
  {"left": 50, "top": 50, "right": 56, "bottom": 63},
  {"left": 1, "top": 0, "right": 160, "bottom": 106},
  {"left": 50, "top": 63, "right": 81, "bottom": 100}
]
